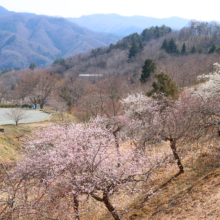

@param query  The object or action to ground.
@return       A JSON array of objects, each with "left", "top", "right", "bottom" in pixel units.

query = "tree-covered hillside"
[
  {"left": 51, "top": 21, "right": 220, "bottom": 89},
  {"left": 0, "top": 11, "right": 121, "bottom": 70}
]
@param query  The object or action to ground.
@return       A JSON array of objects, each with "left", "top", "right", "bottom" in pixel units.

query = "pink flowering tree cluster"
[
  {"left": 5, "top": 119, "right": 170, "bottom": 220},
  {"left": 94, "top": 115, "right": 131, "bottom": 166},
  {"left": 121, "top": 92, "right": 209, "bottom": 173}
]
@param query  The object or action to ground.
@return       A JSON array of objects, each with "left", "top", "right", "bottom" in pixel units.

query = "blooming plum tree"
[
  {"left": 196, "top": 63, "right": 220, "bottom": 98},
  {"left": 121, "top": 92, "right": 206, "bottom": 173},
  {"left": 14, "top": 119, "right": 169, "bottom": 220},
  {"left": 93, "top": 115, "right": 130, "bottom": 166},
  {"left": 188, "top": 63, "right": 220, "bottom": 135}
]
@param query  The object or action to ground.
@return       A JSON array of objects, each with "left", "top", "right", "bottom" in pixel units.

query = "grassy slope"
[
  {"left": 78, "top": 139, "right": 220, "bottom": 220},
  {"left": 125, "top": 139, "right": 220, "bottom": 220},
  {"left": 0, "top": 128, "right": 20, "bottom": 162}
]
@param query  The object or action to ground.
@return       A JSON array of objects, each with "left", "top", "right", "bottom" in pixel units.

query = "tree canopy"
[
  {"left": 181, "top": 42, "right": 186, "bottom": 54},
  {"left": 140, "top": 59, "right": 156, "bottom": 83},
  {"left": 147, "top": 72, "right": 178, "bottom": 98},
  {"left": 128, "top": 39, "right": 139, "bottom": 58},
  {"left": 161, "top": 38, "right": 179, "bottom": 54},
  {"left": 29, "top": 63, "right": 36, "bottom": 70},
  {"left": 191, "top": 46, "right": 197, "bottom": 54},
  {"left": 209, "top": 44, "right": 217, "bottom": 54}
]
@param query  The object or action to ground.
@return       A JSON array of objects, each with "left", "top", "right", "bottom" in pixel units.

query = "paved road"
[{"left": 0, "top": 108, "right": 50, "bottom": 125}]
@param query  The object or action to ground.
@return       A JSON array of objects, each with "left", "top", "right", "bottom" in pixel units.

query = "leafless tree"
[
  {"left": 48, "top": 95, "right": 67, "bottom": 120},
  {"left": 4, "top": 108, "right": 30, "bottom": 126},
  {"left": 60, "top": 77, "right": 90, "bottom": 112},
  {"left": 16, "top": 69, "right": 60, "bottom": 109}
]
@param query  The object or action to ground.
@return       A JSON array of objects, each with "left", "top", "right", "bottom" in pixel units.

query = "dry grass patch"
[{"left": 124, "top": 138, "right": 220, "bottom": 220}]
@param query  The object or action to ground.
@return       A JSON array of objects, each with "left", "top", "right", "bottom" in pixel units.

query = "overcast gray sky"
[{"left": 0, "top": 0, "right": 219, "bottom": 21}]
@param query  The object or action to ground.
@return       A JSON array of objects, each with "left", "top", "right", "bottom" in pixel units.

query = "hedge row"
[{"left": 0, "top": 103, "right": 33, "bottom": 108}]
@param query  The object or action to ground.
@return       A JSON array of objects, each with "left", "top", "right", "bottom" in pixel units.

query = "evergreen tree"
[
  {"left": 141, "top": 25, "right": 172, "bottom": 42},
  {"left": 140, "top": 59, "right": 156, "bottom": 83},
  {"left": 191, "top": 46, "right": 197, "bottom": 54},
  {"left": 107, "top": 43, "right": 115, "bottom": 53},
  {"left": 161, "top": 39, "right": 168, "bottom": 52},
  {"left": 208, "top": 44, "right": 217, "bottom": 54},
  {"left": 168, "top": 38, "right": 179, "bottom": 54},
  {"left": 181, "top": 42, "right": 186, "bottom": 55},
  {"left": 128, "top": 39, "right": 138, "bottom": 58},
  {"left": 29, "top": 63, "right": 36, "bottom": 70},
  {"left": 147, "top": 72, "right": 177, "bottom": 98},
  {"left": 216, "top": 47, "right": 220, "bottom": 54},
  {"left": 139, "top": 41, "right": 144, "bottom": 50},
  {"left": 154, "top": 26, "right": 160, "bottom": 38}
]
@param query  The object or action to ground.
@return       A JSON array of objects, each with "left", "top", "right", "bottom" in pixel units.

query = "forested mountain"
[
  {"left": 50, "top": 21, "right": 220, "bottom": 91},
  {"left": 68, "top": 14, "right": 190, "bottom": 36},
  {"left": 0, "top": 7, "right": 121, "bottom": 70}
]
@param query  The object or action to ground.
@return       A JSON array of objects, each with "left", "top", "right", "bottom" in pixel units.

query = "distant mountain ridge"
[
  {"left": 0, "top": 6, "right": 37, "bottom": 18},
  {"left": 68, "top": 14, "right": 190, "bottom": 36},
  {"left": 0, "top": 6, "right": 13, "bottom": 16},
  {"left": 0, "top": 6, "right": 199, "bottom": 70},
  {"left": 0, "top": 6, "right": 121, "bottom": 70}
]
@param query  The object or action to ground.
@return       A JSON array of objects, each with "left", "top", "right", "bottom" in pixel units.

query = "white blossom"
[{"left": 190, "top": 63, "right": 220, "bottom": 99}]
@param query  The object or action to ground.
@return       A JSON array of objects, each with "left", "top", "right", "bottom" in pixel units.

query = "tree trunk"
[
  {"left": 40, "top": 102, "right": 44, "bottom": 109},
  {"left": 103, "top": 191, "right": 121, "bottom": 220},
  {"left": 113, "top": 131, "right": 121, "bottom": 167},
  {"left": 73, "top": 194, "right": 80, "bottom": 220},
  {"left": 140, "top": 138, "right": 146, "bottom": 153},
  {"left": 170, "top": 139, "right": 184, "bottom": 173}
]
